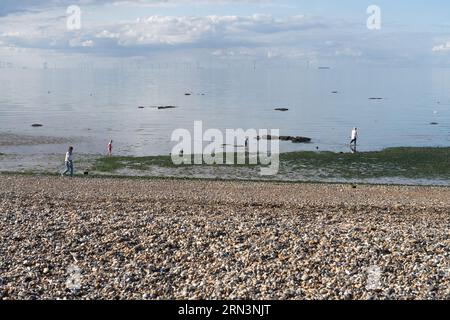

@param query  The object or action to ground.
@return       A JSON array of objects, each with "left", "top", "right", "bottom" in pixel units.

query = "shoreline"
[
  {"left": 1, "top": 146, "right": 448, "bottom": 186},
  {"left": 1, "top": 171, "right": 450, "bottom": 188},
  {"left": 0, "top": 175, "right": 449, "bottom": 299}
]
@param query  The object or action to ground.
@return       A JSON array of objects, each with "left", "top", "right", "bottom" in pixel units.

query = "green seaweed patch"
[
  {"left": 280, "top": 147, "right": 450, "bottom": 179},
  {"left": 93, "top": 156, "right": 173, "bottom": 172},
  {"left": 91, "top": 148, "right": 450, "bottom": 180},
  {"left": 92, "top": 153, "right": 262, "bottom": 172}
]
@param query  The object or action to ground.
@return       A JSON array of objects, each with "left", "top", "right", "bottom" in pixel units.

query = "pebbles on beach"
[{"left": 0, "top": 176, "right": 449, "bottom": 300}]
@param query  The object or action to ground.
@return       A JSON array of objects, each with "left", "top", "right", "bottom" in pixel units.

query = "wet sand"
[
  {"left": 0, "top": 175, "right": 449, "bottom": 300},
  {"left": 0, "top": 133, "right": 71, "bottom": 147}
]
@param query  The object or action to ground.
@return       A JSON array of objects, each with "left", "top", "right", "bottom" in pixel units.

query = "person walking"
[
  {"left": 350, "top": 127, "right": 358, "bottom": 146},
  {"left": 107, "top": 140, "right": 113, "bottom": 156},
  {"left": 62, "top": 146, "right": 74, "bottom": 177}
]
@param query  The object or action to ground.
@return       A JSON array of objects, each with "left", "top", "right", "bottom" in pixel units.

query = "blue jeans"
[{"left": 62, "top": 161, "right": 73, "bottom": 176}]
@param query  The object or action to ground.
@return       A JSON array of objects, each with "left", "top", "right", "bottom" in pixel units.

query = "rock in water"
[
  {"left": 275, "top": 108, "right": 289, "bottom": 112},
  {"left": 258, "top": 135, "right": 312, "bottom": 143},
  {"left": 291, "top": 136, "right": 312, "bottom": 143}
]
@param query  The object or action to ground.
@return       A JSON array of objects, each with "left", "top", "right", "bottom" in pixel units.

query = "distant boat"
[{"left": 318, "top": 66, "right": 331, "bottom": 70}]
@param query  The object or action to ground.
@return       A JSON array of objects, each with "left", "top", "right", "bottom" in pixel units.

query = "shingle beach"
[{"left": 0, "top": 175, "right": 449, "bottom": 300}]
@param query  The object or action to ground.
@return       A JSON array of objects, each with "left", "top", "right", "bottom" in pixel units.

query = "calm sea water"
[{"left": 0, "top": 65, "right": 449, "bottom": 157}]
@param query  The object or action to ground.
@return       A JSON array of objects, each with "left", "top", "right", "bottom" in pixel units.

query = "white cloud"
[
  {"left": 0, "top": 0, "right": 269, "bottom": 16},
  {"left": 335, "top": 47, "right": 362, "bottom": 57},
  {"left": 111, "top": 14, "right": 326, "bottom": 47},
  {"left": 0, "top": 12, "right": 328, "bottom": 55},
  {"left": 432, "top": 42, "right": 450, "bottom": 53},
  {"left": 69, "top": 38, "right": 95, "bottom": 47},
  {"left": 0, "top": 1, "right": 436, "bottom": 66}
]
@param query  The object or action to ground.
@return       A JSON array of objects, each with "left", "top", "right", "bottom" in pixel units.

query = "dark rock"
[
  {"left": 185, "top": 93, "right": 191, "bottom": 96},
  {"left": 258, "top": 135, "right": 311, "bottom": 143},
  {"left": 31, "top": 124, "right": 43, "bottom": 127},
  {"left": 369, "top": 97, "right": 383, "bottom": 100},
  {"left": 430, "top": 122, "right": 439, "bottom": 125},
  {"left": 291, "top": 136, "right": 312, "bottom": 143},
  {"left": 332, "top": 91, "right": 338, "bottom": 94},
  {"left": 139, "top": 106, "right": 177, "bottom": 110},
  {"left": 275, "top": 108, "right": 289, "bottom": 112},
  {"left": 157, "top": 106, "right": 177, "bottom": 110}
]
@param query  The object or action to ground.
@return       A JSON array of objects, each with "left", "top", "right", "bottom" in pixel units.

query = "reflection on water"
[{"left": 0, "top": 65, "right": 449, "bottom": 160}]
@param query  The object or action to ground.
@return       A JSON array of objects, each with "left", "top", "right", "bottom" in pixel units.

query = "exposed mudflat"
[{"left": 0, "top": 133, "right": 71, "bottom": 147}]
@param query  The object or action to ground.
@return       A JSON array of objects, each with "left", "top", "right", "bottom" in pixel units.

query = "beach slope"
[{"left": 0, "top": 175, "right": 449, "bottom": 299}]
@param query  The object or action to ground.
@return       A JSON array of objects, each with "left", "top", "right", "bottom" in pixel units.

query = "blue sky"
[{"left": 1, "top": 0, "right": 450, "bottom": 68}]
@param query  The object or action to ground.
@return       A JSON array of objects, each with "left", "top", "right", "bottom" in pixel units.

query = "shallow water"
[
  {"left": 113, "top": 166, "right": 450, "bottom": 186},
  {"left": 1, "top": 152, "right": 448, "bottom": 186},
  {"left": 1, "top": 65, "right": 449, "bottom": 155},
  {"left": 0, "top": 65, "right": 449, "bottom": 182}
]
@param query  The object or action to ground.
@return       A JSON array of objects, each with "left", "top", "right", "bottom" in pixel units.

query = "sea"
[{"left": 0, "top": 63, "right": 449, "bottom": 171}]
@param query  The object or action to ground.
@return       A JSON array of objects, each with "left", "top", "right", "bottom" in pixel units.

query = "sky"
[{"left": 1, "top": 0, "right": 450, "bottom": 68}]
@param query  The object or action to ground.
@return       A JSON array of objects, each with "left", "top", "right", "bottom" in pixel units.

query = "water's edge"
[{"left": 1, "top": 147, "right": 449, "bottom": 186}]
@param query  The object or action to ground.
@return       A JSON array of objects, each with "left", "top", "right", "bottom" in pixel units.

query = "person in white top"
[
  {"left": 107, "top": 140, "right": 113, "bottom": 156},
  {"left": 62, "top": 146, "right": 74, "bottom": 177},
  {"left": 350, "top": 128, "right": 358, "bottom": 146}
]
